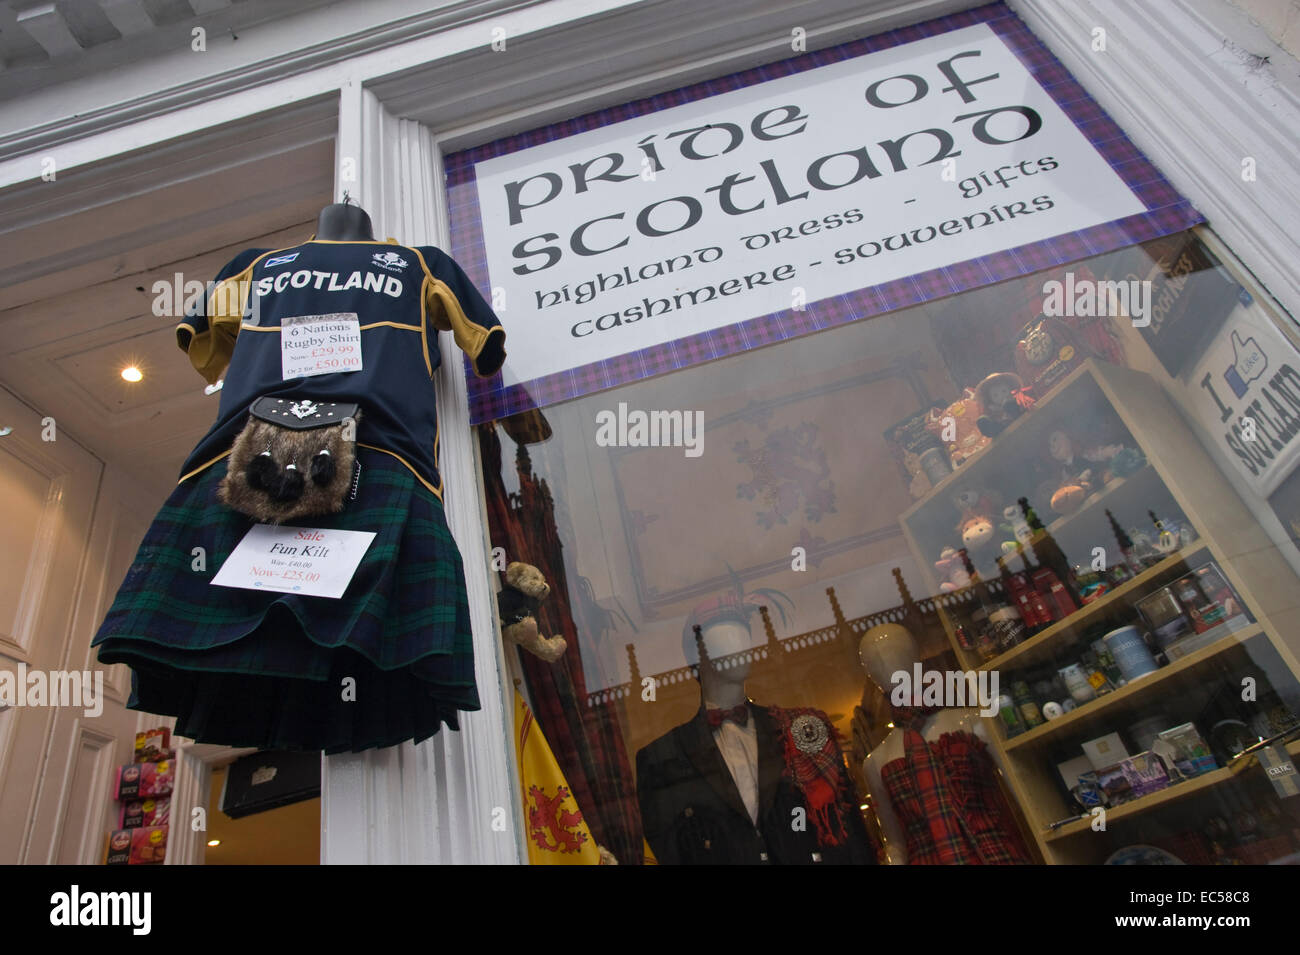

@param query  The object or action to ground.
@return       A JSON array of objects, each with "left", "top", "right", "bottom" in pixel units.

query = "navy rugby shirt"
[{"left": 176, "top": 239, "right": 506, "bottom": 498}]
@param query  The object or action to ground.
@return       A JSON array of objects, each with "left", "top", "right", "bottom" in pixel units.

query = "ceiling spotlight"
[
  {"left": 121, "top": 366, "right": 143, "bottom": 383},
  {"left": 207, "top": 839, "right": 221, "bottom": 847}
]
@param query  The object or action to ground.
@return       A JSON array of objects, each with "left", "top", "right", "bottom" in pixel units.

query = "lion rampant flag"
[{"left": 514, "top": 690, "right": 601, "bottom": 864}]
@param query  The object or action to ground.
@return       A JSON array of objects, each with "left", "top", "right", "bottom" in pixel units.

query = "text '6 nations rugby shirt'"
[{"left": 175, "top": 239, "right": 506, "bottom": 498}]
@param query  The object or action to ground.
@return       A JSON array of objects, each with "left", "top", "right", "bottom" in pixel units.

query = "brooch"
[{"left": 791, "top": 713, "right": 828, "bottom": 754}]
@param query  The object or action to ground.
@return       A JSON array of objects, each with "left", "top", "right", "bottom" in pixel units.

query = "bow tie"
[{"left": 706, "top": 704, "right": 749, "bottom": 728}]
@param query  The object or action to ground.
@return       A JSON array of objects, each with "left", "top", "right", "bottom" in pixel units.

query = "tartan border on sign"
[{"left": 446, "top": 1, "right": 1203, "bottom": 424}]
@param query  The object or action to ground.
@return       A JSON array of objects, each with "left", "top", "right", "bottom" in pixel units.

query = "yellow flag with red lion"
[{"left": 514, "top": 690, "right": 602, "bottom": 864}]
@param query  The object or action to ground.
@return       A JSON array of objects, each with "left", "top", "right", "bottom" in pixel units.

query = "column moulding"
[{"left": 319, "top": 91, "right": 523, "bottom": 866}]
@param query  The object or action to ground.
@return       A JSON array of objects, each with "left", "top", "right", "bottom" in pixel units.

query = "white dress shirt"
[{"left": 706, "top": 702, "right": 760, "bottom": 824}]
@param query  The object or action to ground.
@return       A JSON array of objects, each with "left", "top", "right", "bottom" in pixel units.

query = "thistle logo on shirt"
[
  {"left": 265, "top": 252, "right": 300, "bottom": 268},
  {"left": 372, "top": 251, "right": 408, "bottom": 271},
  {"left": 255, "top": 270, "right": 403, "bottom": 298}
]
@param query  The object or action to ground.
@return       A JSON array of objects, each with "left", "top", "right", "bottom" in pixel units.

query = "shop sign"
[
  {"left": 1125, "top": 234, "right": 1244, "bottom": 378},
  {"left": 1186, "top": 302, "right": 1300, "bottom": 497},
  {"left": 448, "top": 4, "right": 1201, "bottom": 421}
]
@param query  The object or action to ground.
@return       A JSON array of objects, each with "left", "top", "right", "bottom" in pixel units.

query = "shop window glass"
[{"left": 482, "top": 228, "right": 1300, "bottom": 865}]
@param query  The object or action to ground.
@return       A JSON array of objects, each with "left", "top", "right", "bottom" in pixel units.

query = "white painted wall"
[{"left": 0, "top": 384, "right": 167, "bottom": 864}]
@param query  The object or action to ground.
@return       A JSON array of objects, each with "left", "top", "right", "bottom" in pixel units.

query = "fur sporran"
[{"left": 218, "top": 398, "right": 360, "bottom": 524}]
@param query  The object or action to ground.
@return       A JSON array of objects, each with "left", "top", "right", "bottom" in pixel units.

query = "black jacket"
[{"left": 635, "top": 704, "right": 876, "bottom": 865}]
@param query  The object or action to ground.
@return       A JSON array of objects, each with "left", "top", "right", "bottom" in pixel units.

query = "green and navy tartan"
[{"left": 92, "top": 447, "right": 478, "bottom": 754}]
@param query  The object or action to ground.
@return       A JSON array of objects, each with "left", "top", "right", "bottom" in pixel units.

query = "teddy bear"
[
  {"left": 497, "top": 561, "right": 567, "bottom": 662},
  {"left": 1042, "top": 429, "right": 1125, "bottom": 515},
  {"left": 952, "top": 487, "right": 1000, "bottom": 553},
  {"left": 935, "top": 546, "right": 972, "bottom": 593}
]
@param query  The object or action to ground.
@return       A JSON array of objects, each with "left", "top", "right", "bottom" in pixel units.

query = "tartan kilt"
[{"left": 92, "top": 446, "right": 479, "bottom": 754}]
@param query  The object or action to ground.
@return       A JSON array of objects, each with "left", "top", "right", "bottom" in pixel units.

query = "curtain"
[{"left": 479, "top": 422, "right": 644, "bottom": 864}]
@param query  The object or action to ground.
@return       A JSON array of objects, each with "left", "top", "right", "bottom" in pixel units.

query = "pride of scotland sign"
[{"left": 446, "top": 4, "right": 1201, "bottom": 422}]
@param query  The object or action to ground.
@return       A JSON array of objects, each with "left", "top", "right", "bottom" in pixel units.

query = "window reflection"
[{"left": 482, "top": 230, "right": 1300, "bottom": 865}]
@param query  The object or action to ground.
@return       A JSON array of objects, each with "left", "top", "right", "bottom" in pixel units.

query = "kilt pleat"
[{"left": 92, "top": 448, "right": 479, "bottom": 754}]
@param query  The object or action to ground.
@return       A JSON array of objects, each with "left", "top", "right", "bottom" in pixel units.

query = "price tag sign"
[
  {"left": 211, "top": 524, "right": 377, "bottom": 599},
  {"left": 281, "top": 312, "right": 363, "bottom": 380},
  {"left": 1257, "top": 742, "right": 1300, "bottom": 798}
]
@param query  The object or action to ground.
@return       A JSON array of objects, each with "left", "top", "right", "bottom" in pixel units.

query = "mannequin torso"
[
  {"left": 858, "top": 623, "right": 1026, "bottom": 865},
  {"left": 863, "top": 706, "right": 989, "bottom": 864}
]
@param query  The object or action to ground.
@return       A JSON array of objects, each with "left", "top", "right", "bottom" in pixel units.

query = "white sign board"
[
  {"left": 471, "top": 22, "right": 1147, "bottom": 389},
  {"left": 1183, "top": 303, "right": 1300, "bottom": 497},
  {"left": 212, "top": 524, "right": 376, "bottom": 599}
]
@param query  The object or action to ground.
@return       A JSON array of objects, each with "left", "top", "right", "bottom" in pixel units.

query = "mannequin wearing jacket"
[{"left": 635, "top": 594, "right": 875, "bottom": 865}]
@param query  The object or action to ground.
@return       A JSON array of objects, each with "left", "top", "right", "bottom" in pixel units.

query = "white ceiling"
[{"left": 0, "top": 131, "right": 335, "bottom": 501}]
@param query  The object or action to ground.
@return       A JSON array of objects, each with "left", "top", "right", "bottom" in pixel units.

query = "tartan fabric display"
[
  {"left": 773, "top": 707, "right": 856, "bottom": 848},
  {"left": 91, "top": 447, "right": 477, "bottom": 754},
  {"left": 881, "top": 706, "right": 1031, "bottom": 864},
  {"left": 480, "top": 423, "right": 645, "bottom": 865}
]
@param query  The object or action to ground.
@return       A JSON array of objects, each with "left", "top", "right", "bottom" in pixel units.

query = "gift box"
[
  {"left": 1082, "top": 732, "right": 1129, "bottom": 771},
  {"left": 133, "top": 727, "right": 171, "bottom": 764},
  {"left": 118, "top": 796, "right": 170, "bottom": 830},
  {"left": 884, "top": 410, "right": 944, "bottom": 499},
  {"left": 925, "top": 388, "right": 990, "bottom": 468},
  {"left": 1013, "top": 315, "right": 1086, "bottom": 400},
  {"left": 1095, "top": 763, "right": 1134, "bottom": 806},
  {"left": 1156, "top": 722, "right": 1217, "bottom": 778},
  {"left": 104, "top": 826, "right": 168, "bottom": 865},
  {"left": 1119, "top": 751, "right": 1170, "bottom": 799},
  {"left": 114, "top": 759, "right": 174, "bottom": 800}
]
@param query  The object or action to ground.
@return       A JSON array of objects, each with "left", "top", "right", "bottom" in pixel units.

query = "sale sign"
[
  {"left": 211, "top": 524, "right": 376, "bottom": 599},
  {"left": 280, "top": 312, "right": 363, "bottom": 380}
]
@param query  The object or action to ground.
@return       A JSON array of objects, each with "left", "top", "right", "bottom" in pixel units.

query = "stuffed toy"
[
  {"left": 1042, "top": 429, "right": 1124, "bottom": 515},
  {"left": 999, "top": 503, "right": 1034, "bottom": 555},
  {"left": 935, "top": 546, "right": 972, "bottom": 593},
  {"left": 975, "top": 371, "right": 1035, "bottom": 438},
  {"left": 218, "top": 399, "right": 360, "bottom": 524},
  {"left": 1108, "top": 446, "right": 1147, "bottom": 481},
  {"left": 497, "top": 562, "right": 567, "bottom": 662},
  {"left": 952, "top": 487, "right": 1000, "bottom": 552}
]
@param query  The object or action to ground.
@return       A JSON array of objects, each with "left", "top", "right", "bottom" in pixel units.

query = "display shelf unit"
[
  {"left": 976, "top": 545, "right": 1207, "bottom": 675},
  {"left": 1003, "top": 622, "right": 1263, "bottom": 751},
  {"left": 893, "top": 358, "right": 1300, "bottom": 864},
  {"left": 1042, "top": 738, "right": 1300, "bottom": 844}
]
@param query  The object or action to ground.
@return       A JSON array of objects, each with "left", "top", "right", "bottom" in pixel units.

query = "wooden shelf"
[
  {"left": 976, "top": 543, "right": 1207, "bottom": 673},
  {"left": 891, "top": 357, "right": 1300, "bottom": 864},
  {"left": 897, "top": 360, "right": 1098, "bottom": 525},
  {"left": 1044, "top": 738, "right": 1300, "bottom": 841},
  {"left": 1004, "top": 622, "right": 1263, "bottom": 751},
  {"left": 1043, "top": 464, "right": 1162, "bottom": 538}
]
